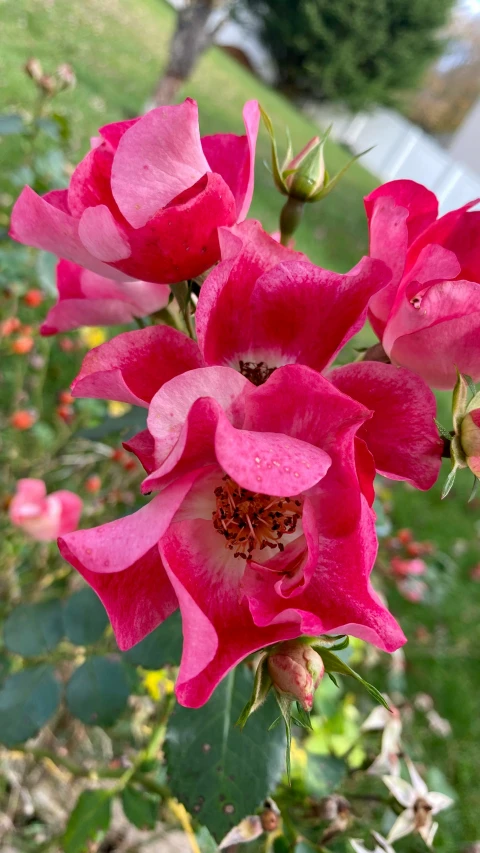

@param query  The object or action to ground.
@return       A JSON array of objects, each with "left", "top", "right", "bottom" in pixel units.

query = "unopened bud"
[
  {"left": 460, "top": 407, "right": 480, "bottom": 477},
  {"left": 56, "top": 63, "right": 76, "bottom": 90},
  {"left": 25, "top": 57, "right": 43, "bottom": 83},
  {"left": 268, "top": 641, "right": 324, "bottom": 711},
  {"left": 284, "top": 136, "right": 326, "bottom": 201}
]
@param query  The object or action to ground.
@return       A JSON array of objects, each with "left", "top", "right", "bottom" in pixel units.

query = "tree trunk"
[{"left": 153, "top": 0, "right": 219, "bottom": 106}]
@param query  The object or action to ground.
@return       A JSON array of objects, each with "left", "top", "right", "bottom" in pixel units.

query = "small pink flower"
[
  {"left": 10, "top": 100, "right": 259, "bottom": 285},
  {"left": 40, "top": 260, "right": 170, "bottom": 334},
  {"left": 365, "top": 179, "right": 480, "bottom": 389},
  {"left": 9, "top": 478, "right": 82, "bottom": 542},
  {"left": 59, "top": 362, "right": 405, "bottom": 708}
]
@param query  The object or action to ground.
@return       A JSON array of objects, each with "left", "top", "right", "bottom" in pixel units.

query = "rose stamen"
[{"left": 212, "top": 475, "right": 303, "bottom": 559}]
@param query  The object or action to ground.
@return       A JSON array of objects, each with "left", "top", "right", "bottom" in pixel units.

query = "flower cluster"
[{"left": 12, "top": 97, "right": 476, "bottom": 715}]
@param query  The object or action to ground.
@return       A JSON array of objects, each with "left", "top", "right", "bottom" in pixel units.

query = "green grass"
[{"left": 1, "top": 0, "right": 480, "bottom": 847}]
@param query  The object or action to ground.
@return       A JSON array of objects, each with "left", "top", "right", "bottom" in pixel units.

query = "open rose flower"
[
  {"left": 366, "top": 179, "right": 480, "bottom": 389},
  {"left": 40, "top": 259, "right": 170, "bottom": 334},
  {"left": 59, "top": 355, "right": 406, "bottom": 708},
  {"left": 10, "top": 99, "right": 259, "bottom": 285},
  {"left": 10, "top": 478, "right": 82, "bottom": 542}
]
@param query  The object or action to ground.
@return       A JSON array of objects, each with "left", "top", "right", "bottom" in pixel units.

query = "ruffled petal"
[
  {"left": 108, "top": 172, "right": 237, "bottom": 284},
  {"left": 159, "top": 518, "right": 301, "bottom": 707},
  {"left": 58, "top": 474, "right": 201, "bottom": 648},
  {"left": 9, "top": 186, "right": 129, "bottom": 281},
  {"left": 385, "top": 280, "right": 480, "bottom": 389},
  {"left": 72, "top": 326, "right": 203, "bottom": 406},
  {"left": 201, "top": 100, "right": 260, "bottom": 221},
  {"left": 111, "top": 99, "right": 210, "bottom": 228},
  {"left": 330, "top": 362, "right": 442, "bottom": 489}
]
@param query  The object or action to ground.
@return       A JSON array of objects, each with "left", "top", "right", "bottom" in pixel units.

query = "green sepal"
[
  {"left": 468, "top": 475, "right": 479, "bottom": 503},
  {"left": 434, "top": 419, "right": 452, "bottom": 441},
  {"left": 441, "top": 463, "right": 459, "bottom": 500},
  {"left": 236, "top": 652, "right": 272, "bottom": 728},
  {"left": 260, "top": 105, "right": 288, "bottom": 195},
  {"left": 275, "top": 692, "right": 293, "bottom": 783},
  {"left": 466, "top": 390, "right": 480, "bottom": 414},
  {"left": 452, "top": 370, "right": 469, "bottom": 433},
  {"left": 292, "top": 703, "right": 312, "bottom": 730},
  {"left": 308, "top": 145, "right": 374, "bottom": 203},
  {"left": 317, "top": 650, "right": 389, "bottom": 710},
  {"left": 464, "top": 374, "right": 477, "bottom": 396},
  {"left": 307, "top": 634, "right": 349, "bottom": 652}
]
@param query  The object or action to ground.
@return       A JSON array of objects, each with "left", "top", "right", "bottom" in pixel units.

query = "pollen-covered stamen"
[
  {"left": 212, "top": 475, "right": 303, "bottom": 560},
  {"left": 239, "top": 360, "right": 276, "bottom": 386}
]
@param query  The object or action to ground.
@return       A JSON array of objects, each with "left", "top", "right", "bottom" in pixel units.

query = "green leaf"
[
  {"left": 66, "top": 656, "right": 129, "bottom": 726},
  {"left": 64, "top": 588, "right": 109, "bottom": 646},
  {"left": 123, "top": 610, "right": 182, "bottom": 669},
  {"left": 318, "top": 650, "right": 389, "bottom": 710},
  {"left": 121, "top": 785, "right": 160, "bottom": 830},
  {"left": 0, "top": 114, "right": 25, "bottom": 135},
  {"left": 79, "top": 406, "right": 147, "bottom": 441},
  {"left": 4, "top": 600, "right": 64, "bottom": 657},
  {"left": 35, "top": 251, "right": 57, "bottom": 296},
  {"left": 63, "top": 789, "right": 112, "bottom": 853},
  {"left": 165, "top": 665, "right": 286, "bottom": 841},
  {"left": 305, "top": 754, "right": 346, "bottom": 796},
  {"left": 0, "top": 665, "right": 61, "bottom": 746},
  {"left": 196, "top": 825, "right": 219, "bottom": 853}
]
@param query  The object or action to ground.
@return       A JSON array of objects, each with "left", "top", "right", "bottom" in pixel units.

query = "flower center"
[
  {"left": 212, "top": 475, "right": 303, "bottom": 560},
  {"left": 238, "top": 360, "right": 276, "bottom": 386}
]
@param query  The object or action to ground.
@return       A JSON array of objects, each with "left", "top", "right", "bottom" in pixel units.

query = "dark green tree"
[{"left": 245, "top": 0, "right": 455, "bottom": 109}]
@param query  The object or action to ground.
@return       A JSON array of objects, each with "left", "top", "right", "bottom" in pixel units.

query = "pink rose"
[
  {"left": 10, "top": 99, "right": 259, "bottom": 285},
  {"left": 9, "top": 478, "right": 82, "bottom": 542},
  {"left": 365, "top": 179, "right": 480, "bottom": 389},
  {"left": 59, "top": 359, "right": 405, "bottom": 708},
  {"left": 40, "top": 260, "right": 170, "bottom": 334}
]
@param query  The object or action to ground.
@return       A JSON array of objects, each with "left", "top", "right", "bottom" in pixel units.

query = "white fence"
[{"left": 305, "top": 103, "right": 480, "bottom": 214}]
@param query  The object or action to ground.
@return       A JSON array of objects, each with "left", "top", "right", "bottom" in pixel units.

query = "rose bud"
[
  {"left": 460, "top": 407, "right": 480, "bottom": 478},
  {"left": 268, "top": 641, "right": 324, "bottom": 711}
]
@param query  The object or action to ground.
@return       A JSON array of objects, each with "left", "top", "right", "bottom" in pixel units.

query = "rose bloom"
[
  {"left": 40, "top": 260, "right": 170, "bottom": 334},
  {"left": 10, "top": 99, "right": 259, "bottom": 285},
  {"left": 366, "top": 179, "right": 480, "bottom": 389},
  {"left": 58, "top": 226, "right": 442, "bottom": 708},
  {"left": 10, "top": 478, "right": 82, "bottom": 541}
]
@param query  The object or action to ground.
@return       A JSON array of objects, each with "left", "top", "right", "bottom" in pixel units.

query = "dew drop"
[
  {"left": 284, "top": 466, "right": 290, "bottom": 473},
  {"left": 224, "top": 804, "right": 235, "bottom": 814},
  {"left": 293, "top": 471, "right": 300, "bottom": 478},
  {"left": 256, "top": 475, "right": 262, "bottom": 482},
  {"left": 255, "top": 456, "right": 261, "bottom": 464}
]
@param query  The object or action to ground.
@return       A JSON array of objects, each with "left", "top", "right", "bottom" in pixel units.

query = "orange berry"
[
  {"left": 111, "top": 448, "right": 126, "bottom": 463},
  {"left": 397, "top": 528, "right": 412, "bottom": 545},
  {"left": 12, "top": 335, "right": 34, "bottom": 355},
  {"left": 59, "top": 390, "right": 75, "bottom": 405},
  {"left": 123, "top": 458, "right": 137, "bottom": 472},
  {"left": 85, "top": 474, "right": 102, "bottom": 494},
  {"left": 1, "top": 317, "right": 21, "bottom": 336},
  {"left": 10, "top": 410, "right": 36, "bottom": 430},
  {"left": 23, "top": 289, "right": 43, "bottom": 308},
  {"left": 56, "top": 404, "right": 74, "bottom": 423}
]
